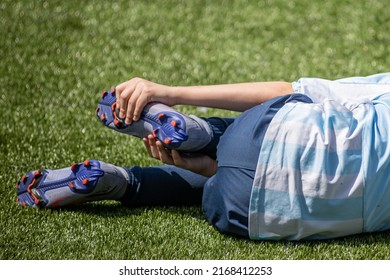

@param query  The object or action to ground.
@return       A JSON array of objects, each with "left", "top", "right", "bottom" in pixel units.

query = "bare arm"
[
  {"left": 116, "top": 78, "right": 293, "bottom": 124},
  {"left": 172, "top": 82, "right": 293, "bottom": 112}
]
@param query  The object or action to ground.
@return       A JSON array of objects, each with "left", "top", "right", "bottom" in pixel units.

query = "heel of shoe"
[
  {"left": 151, "top": 111, "right": 189, "bottom": 149},
  {"left": 16, "top": 160, "right": 105, "bottom": 208},
  {"left": 68, "top": 160, "right": 104, "bottom": 194}
]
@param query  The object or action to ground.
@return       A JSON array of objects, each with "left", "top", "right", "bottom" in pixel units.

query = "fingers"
[
  {"left": 143, "top": 134, "right": 177, "bottom": 165},
  {"left": 115, "top": 81, "right": 128, "bottom": 93},
  {"left": 115, "top": 78, "right": 153, "bottom": 125},
  {"left": 118, "top": 83, "right": 136, "bottom": 124},
  {"left": 125, "top": 85, "right": 142, "bottom": 124},
  {"left": 115, "top": 81, "right": 130, "bottom": 110},
  {"left": 156, "top": 141, "right": 174, "bottom": 165},
  {"left": 144, "top": 135, "right": 160, "bottom": 159},
  {"left": 143, "top": 135, "right": 217, "bottom": 177},
  {"left": 133, "top": 93, "right": 149, "bottom": 122},
  {"left": 143, "top": 137, "right": 153, "bottom": 157},
  {"left": 116, "top": 78, "right": 141, "bottom": 123},
  {"left": 171, "top": 149, "right": 185, "bottom": 167}
]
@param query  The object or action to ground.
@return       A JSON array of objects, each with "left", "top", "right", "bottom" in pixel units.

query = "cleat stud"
[
  {"left": 71, "top": 163, "right": 77, "bottom": 171},
  {"left": 16, "top": 198, "right": 19, "bottom": 204},
  {"left": 69, "top": 181, "right": 75, "bottom": 189},
  {"left": 110, "top": 87, "right": 115, "bottom": 94},
  {"left": 21, "top": 175, "right": 27, "bottom": 183},
  {"left": 82, "top": 178, "right": 89, "bottom": 185},
  {"left": 95, "top": 107, "right": 100, "bottom": 115},
  {"left": 111, "top": 103, "right": 116, "bottom": 111},
  {"left": 100, "top": 113, "right": 106, "bottom": 121},
  {"left": 33, "top": 171, "right": 41, "bottom": 177},
  {"left": 164, "top": 139, "right": 171, "bottom": 145},
  {"left": 114, "top": 119, "right": 120, "bottom": 126},
  {"left": 152, "top": 129, "right": 157, "bottom": 137},
  {"left": 83, "top": 160, "right": 90, "bottom": 167},
  {"left": 170, "top": 120, "right": 177, "bottom": 127},
  {"left": 101, "top": 91, "right": 107, "bottom": 98},
  {"left": 158, "top": 113, "right": 165, "bottom": 120},
  {"left": 22, "top": 202, "right": 26, "bottom": 207}
]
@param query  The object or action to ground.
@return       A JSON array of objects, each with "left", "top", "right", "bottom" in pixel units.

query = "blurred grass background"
[{"left": 1, "top": 0, "right": 390, "bottom": 259}]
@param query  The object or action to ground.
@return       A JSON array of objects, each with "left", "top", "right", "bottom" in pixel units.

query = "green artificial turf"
[{"left": 1, "top": 0, "right": 390, "bottom": 259}]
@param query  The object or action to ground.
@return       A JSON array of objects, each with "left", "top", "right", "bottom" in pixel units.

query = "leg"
[
  {"left": 197, "top": 117, "right": 234, "bottom": 158},
  {"left": 16, "top": 160, "right": 130, "bottom": 208},
  {"left": 16, "top": 160, "right": 212, "bottom": 208},
  {"left": 121, "top": 165, "right": 207, "bottom": 207},
  {"left": 97, "top": 88, "right": 215, "bottom": 152},
  {"left": 117, "top": 116, "right": 234, "bottom": 206},
  {"left": 118, "top": 117, "right": 235, "bottom": 207},
  {"left": 17, "top": 111, "right": 233, "bottom": 209}
]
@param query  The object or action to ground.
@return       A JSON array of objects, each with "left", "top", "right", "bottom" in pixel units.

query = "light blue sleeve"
[{"left": 293, "top": 73, "right": 390, "bottom": 105}]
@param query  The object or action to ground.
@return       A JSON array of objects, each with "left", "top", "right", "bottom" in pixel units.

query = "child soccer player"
[{"left": 16, "top": 73, "right": 390, "bottom": 240}]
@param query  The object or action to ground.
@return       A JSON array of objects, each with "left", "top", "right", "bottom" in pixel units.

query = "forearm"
[{"left": 171, "top": 81, "right": 294, "bottom": 111}]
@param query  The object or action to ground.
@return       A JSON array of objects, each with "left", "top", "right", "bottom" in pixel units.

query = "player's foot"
[
  {"left": 16, "top": 160, "right": 129, "bottom": 208},
  {"left": 96, "top": 88, "right": 212, "bottom": 152}
]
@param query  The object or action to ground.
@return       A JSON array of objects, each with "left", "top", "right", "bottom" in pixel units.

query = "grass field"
[{"left": 1, "top": 0, "right": 390, "bottom": 259}]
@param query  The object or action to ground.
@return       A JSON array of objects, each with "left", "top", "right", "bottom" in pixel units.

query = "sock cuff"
[
  {"left": 120, "top": 166, "right": 142, "bottom": 206},
  {"left": 198, "top": 117, "right": 233, "bottom": 159},
  {"left": 206, "top": 117, "right": 232, "bottom": 138}
]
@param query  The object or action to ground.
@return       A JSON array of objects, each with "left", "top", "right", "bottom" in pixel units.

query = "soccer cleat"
[
  {"left": 96, "top": 88, "right": 212, "bottom": 152},
  {"left": 16, "top": 160, "right": 129, "bottom": 208}
]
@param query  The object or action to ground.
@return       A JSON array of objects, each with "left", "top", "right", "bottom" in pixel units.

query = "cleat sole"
[
  {"left": 96, "top": 88, "right": 189, "bottom": 149},
  {"left": 16, "top": 160, "right": 105, "bottom": 208}
]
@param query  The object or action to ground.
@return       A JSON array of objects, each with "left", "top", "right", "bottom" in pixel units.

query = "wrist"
[{"left": 167, "top": 86, "right": 182, "bottom": 106}]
